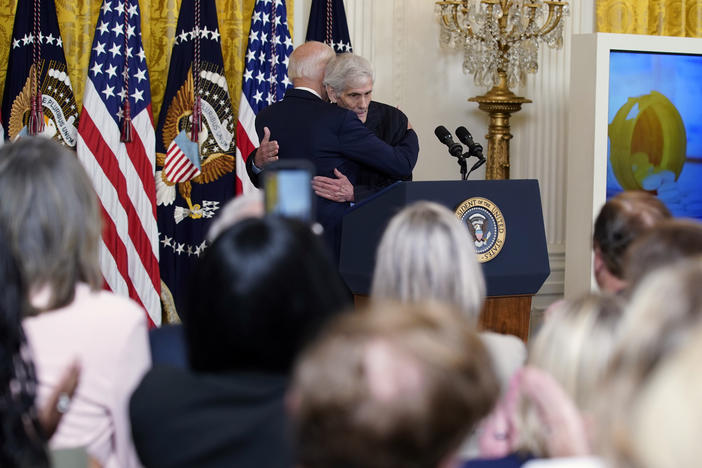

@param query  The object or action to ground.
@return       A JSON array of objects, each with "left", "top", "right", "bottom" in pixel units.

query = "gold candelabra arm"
[
  {"left": 436, "top": 1, "right": 476, "bottom": 39},
  {"left": 536, "top": 1, "right": 568, "bottom": 37}
]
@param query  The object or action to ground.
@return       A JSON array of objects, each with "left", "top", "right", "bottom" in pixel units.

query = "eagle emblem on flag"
[
  {"left": 2, "top": 0, "right": 78, "bottom": 146},
  {"left": 155, "top": 66, "right": 235, "bottom": 221}
]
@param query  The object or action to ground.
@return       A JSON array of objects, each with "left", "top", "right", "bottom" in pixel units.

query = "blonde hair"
[
  {"left": 514, "top": 294, "right": 623, "bottom": 456},
  {"left": 371, "top": 202, "right": 485, "bottom": 325},
  {"left": 626, "top": 325, "right": 702, "bottom": 468},
  {"left": 598, "top": 258, "right": 702, "bottom": 465}
]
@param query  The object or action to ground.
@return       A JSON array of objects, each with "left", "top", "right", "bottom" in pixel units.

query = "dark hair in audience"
[
  {"left": 624, "top": 218, "right": 702, "bottom": 289},
  {"left": 0, "top": 230, "right": 48, "bottom": 467},
  {"left": 592, "top": 191, "right": 670, "bottom": 279},
  {"left": 0, "top": 137, "right": 102, "bottom": 314},
  {"left": 184, "top": 216, "right": 351, "bottom": 373}
]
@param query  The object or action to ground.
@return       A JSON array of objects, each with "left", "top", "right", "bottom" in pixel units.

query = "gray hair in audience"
[
  {"left": 514, "top": 293, "right": 623, "bottom": 457},
  {"left": 323, "top": 53, "right": 374, "bottom": 93},
  {"left": 287, "top": 41, "right": 335, "bottom": 81},
  {"left": 206, "top": 191, "right": 264, "bottom": 242},
  {"left": 371, "top": 201, "right": 485, "bottom": 325},
  {"left": 0, "top": 137, "right": 102, "bottom": 313}
]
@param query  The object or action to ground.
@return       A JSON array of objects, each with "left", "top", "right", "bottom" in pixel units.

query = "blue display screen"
[{"left": 607, "top": 51, "right": 702, "bottom": 219}]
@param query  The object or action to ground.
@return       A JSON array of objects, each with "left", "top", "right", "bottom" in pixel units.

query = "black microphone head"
[
  {"left": 455, "top": 126, "right": 474, "bottom": 146},
  {"left": 434, "top": 125, "right": 452, "bottom": 144},
  {"left": 472, "top": 142, "right": 484, "bottom": 157}
]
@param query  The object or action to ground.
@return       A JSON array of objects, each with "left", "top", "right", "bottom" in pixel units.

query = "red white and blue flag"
[
  {"left": 235, "top": 0, "right": 293, "bottom": 194},
  {"left": 164, "top": 130, "right": 201, "bottom": 183},
  {"left": 1, "top": 0, "right": 79, "bottom": 145},
  {"left": 155, "top": 0, "right": 237, "bottom": 317},
  {"left": 76, "top": 0, "right": 161, "bottom": 327}
]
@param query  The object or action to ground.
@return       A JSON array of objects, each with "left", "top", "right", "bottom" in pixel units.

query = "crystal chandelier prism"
[{"left": 435, "top": 0, "right": 570, "bottom": 88}]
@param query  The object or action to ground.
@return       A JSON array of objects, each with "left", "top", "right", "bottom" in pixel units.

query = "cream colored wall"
[{"left": 293, "top": 0, "right": 597, "bottom": 312}]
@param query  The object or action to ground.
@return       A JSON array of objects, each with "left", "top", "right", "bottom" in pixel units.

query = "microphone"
[
  {"left": 434, "top": 126, "right": 463, "bottom": 158},
  {"left": 455, "top": 126, "right": 484, "bottom": 159}
]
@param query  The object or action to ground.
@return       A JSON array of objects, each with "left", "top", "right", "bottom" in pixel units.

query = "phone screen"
[{"left": 264, "top": 161, "right": 315, "bottom": 223}]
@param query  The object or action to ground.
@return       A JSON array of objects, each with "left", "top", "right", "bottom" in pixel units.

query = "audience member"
[
  {"left": 130, "top": 216, "right": 351, "bottom": 468},
  {"left": 292, "top": 301, "right": 499, "bottom": 468},
  {"left": 371, "top": 201, "right": 526, "bottom": 387},
  {"left": 312, "top": 53, "right": 416, "bottom": 203},
  {"left": 0, "top": 137, "right": 149, "bottom": 468},
  {"left": 592, "top": 191, "right": 671, "bottom": 293},
  {"left": 205, "top": 190, "right": 264, "bottom": 242},
  {"left": 149, "top": 191, "right": 265, "bottom": 368},
  {"left": 615, "top": 323, "right": 702, "bottom": 468},
  {"left": 597, "top": 258, "right": 702, "bottom": 466},
  {"left": 474, "top": 294, "right": 622, "bottom": 467},
  {"left": 623, "top": 218, "right": 702, "bottom": 290},
  {"left": 0, "top": 229, "right": 48, "bottom": 468}
]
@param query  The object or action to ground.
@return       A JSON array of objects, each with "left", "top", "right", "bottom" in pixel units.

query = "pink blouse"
[{"left": 24, "top": 284, "right": 151, "bottom": 468}]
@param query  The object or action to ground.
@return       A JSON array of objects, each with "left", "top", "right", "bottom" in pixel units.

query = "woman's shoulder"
[{"left": 73, "top": 285, "right": 146, "bottom": 322}]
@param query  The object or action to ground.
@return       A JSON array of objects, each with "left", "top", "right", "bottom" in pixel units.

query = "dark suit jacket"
[
  {"left": 130, "top": 367, "right": 292, "bottom": 468},
  {"left": 354, "top": 100, "right": 415, "bottom": 202},
  {"left": 148, "top": 325, "right": 187, "bottom": 369},
  {"left": 246, "top": 88, "right": 419, "bottom": 258}
]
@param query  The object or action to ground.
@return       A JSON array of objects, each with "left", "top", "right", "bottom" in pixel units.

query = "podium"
[{"left": 339, "top": 179, "right": 550, "bottom": 341}]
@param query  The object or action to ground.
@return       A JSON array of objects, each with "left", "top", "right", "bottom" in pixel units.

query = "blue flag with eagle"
[
  {"left": 1, "top": 0, "right": 79, "bottom": 146},
  {"left": 305, "top": 0, "right": 353, "bottom": 53},
  {"left": 155, "top": 0, "right": 236, "bottom": 318}
]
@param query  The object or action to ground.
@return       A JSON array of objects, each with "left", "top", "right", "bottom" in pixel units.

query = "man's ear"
[
  {"left": 593, "top": 247, "right": 604, "bottom": 275},
  {"left": 326, "top": 85, "right": 337, "bottom": 103}
]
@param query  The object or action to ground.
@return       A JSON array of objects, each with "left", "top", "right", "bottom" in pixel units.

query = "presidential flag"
[
  {"left": 1, "top": 0, "right": 79, "bottom": 145},
  {"left": 305, "top": 0, "right": 353, "bottom": 53},
  {"left": 235, "top": 0, "right": 293, "bottom": 194},
  {"left": 155, "top": 0, "right": 236, "bottom": 316},
  {"left": 76, "top": 0, "right": 161, "bottom": 327}
]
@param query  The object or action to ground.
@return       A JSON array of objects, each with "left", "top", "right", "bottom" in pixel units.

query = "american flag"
[
  {"left": 305, "top": 0, "right": 353, "bottom": 53},
  {"left": 164, "top": 131, "right": 201, "bottom": 183},
  {"left": 235, "top": 0, "right": 293, "bottom": 194},
  {"left": 76, "top": 0, "right": 161, "bottom": 327}
]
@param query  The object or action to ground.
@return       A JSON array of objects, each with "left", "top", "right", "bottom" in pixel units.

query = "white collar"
[{"left": 295, "top": 86, "right": 322, "bottom": 99}]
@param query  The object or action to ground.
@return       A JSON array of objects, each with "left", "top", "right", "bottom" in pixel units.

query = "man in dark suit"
[
  {"left": 311, "top": 53, "right": 417, "bottom": 203},
  {"left": 246, "top": 41, "right": 419, "bottom": 259}
]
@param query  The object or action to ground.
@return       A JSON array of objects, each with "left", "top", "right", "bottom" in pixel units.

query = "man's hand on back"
[
  {"left": 253, "top": 126, "right": 279, "bottom": 168},
  {"left": 312, "top": 168, "right": 355, "bottom": 203}
]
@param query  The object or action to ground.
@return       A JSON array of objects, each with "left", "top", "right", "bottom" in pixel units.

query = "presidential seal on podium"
[{"left": 455, "top": 197, "right": 506, "bottom": 263}]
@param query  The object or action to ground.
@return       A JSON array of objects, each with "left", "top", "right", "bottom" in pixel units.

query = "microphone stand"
[{"left": 458, "top": 154, "right": 468, "bottom": 181}]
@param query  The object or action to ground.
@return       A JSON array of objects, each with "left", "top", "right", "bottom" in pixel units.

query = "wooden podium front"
[
  {"left": 354, "top": 294, "right": 532, "bottom": 343},
  {"left": 342, "top": 180, "right": 548, "bottom": 344},
  {"left": 481, "top": 295, "right": 531, "bottom": 342}
]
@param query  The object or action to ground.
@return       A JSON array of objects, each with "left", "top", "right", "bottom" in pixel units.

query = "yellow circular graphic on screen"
[
  {"left": 455, "top": 197, "right": 506, "bottom": 263},
  {"left": 609, "top": 91, "right": 686, "bottom": 191}
]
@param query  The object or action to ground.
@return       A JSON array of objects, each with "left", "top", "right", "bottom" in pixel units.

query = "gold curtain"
[
  {"left": 597, "top": 0, "right": 702, "bottom": 37},
  {"left": 0, "top": 0, "right": 294, "bottom": 123}
]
